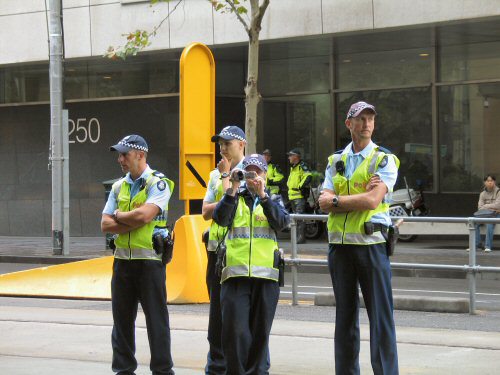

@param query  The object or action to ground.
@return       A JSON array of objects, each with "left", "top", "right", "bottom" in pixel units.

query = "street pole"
[{"left": 49, "top": 0, "right": 66, "bottom": 255}]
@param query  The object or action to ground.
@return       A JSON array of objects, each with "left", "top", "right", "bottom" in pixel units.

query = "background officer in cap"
[
  {"left": 213, "top": 154, "right": 289, "bottom": 375},
  {"left": 262, "top": 149, "right": 284, "bottom": 198},
  {"left": 202, "top": 125, "right": 246, "bottom": 374},
  {"left": 101, "top": 134, "right": 175, "bottom": 375},
  {"left": 286, "top": 148, "right": 312, "bottom": 244},
  {"left": 319, "top": 101, "right": 399, "bottom": 375}
]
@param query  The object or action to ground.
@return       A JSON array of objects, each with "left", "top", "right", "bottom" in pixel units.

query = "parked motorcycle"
[{"left": 388, "top": 178, "right": 429, "bottom": 242}]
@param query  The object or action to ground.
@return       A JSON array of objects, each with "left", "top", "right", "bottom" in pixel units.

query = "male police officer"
[
  {"left": 202, "top": 125, "right": 246, "bottom": 375},
  {"left": 213, "top": 154, "right": 289, "bottom": 374},
  {"left": 101, "top": 135, "right": 175, "bottom": 375},
  {"left": 319, "top": 102, "right": 399, "bottom": 375},
  {"left": 286, "top": 148, "right": 312, "bottom": 244},
  {"left": 262, "top": 149, "right": 284, "bottom": 197}
]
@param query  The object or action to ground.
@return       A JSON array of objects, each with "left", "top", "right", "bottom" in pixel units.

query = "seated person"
[{"left": 470, "top": 174, "right": 500, "bottom": 252}]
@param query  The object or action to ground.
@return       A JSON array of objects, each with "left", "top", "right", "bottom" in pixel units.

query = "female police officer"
[{"left": 212, "top": 154, "right": 289, "bottom": 375}]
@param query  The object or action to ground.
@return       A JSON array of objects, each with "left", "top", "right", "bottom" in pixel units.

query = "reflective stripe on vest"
[
  {"left": 114, "top": 248, "right": 162, "bottom": 261},
  {"left": 221, "top": 264, "right": 279, "bottom": 281},
  {"left": 227, "top": 226, "right": 277, "bottom": 241},
  {"left": 328, "top": 231, "right": 385, "bottom": 244}
]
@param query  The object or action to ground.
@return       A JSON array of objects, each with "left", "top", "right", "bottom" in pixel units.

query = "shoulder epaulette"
[
  {"left": 333, "top": 149, "right": 344, "bottom": 154},
  {"left": 376, "top": 146, "right": 393, "bottom": 154},
  {"left": 152, "top": 170, "right": 166, "bottom": 178}
]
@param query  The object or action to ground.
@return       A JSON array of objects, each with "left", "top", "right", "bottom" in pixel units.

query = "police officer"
[
  {"left": 286, "top": 148, "right": 312, "bottom": 244},
  {"left": 262, "top": 149, "right": 284, "bottom": 197},
  {"left": 318, "top": 102, "right": 399, "bottom": 375},
  {"left": 101, "top": 134, "right": 175, "bottom": 375},
  {"left": 202, "top": 125, "right": 246, "bottom": 375},
  {"left": 213, "top": 154, "right": 290, "bottom": 375}
]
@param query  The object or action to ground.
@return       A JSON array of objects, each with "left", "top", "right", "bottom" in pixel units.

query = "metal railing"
[{"left": 287, "top": 214, "right": 500, "bottom": 314}]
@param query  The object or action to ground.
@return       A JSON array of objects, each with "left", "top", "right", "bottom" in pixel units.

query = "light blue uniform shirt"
[
  {"left": 203, "top": 159, "right": 245, "bottom": 203},
  {"left": 323, "top": 141, "right": 398, "bottom": 226},
  {"left": 103, "top": 165, "right": 171, "bottom": 236}
]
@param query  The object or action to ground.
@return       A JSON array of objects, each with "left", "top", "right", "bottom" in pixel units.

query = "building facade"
[{"left": 1, "top": 0, "right": 500, "bottom": 235}]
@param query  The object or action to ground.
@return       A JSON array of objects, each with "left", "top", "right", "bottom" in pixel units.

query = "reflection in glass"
[
  {"left": 261, "top": 94, "right": 331, "bottom": 181},
  {"left": 438, "top": 84, "right": 500, "bottom": 192},
  {"left": 440, "top": 42, "right": 500, "bottom": 82},
  {"left": 337, "top": 48, "right": 431, "bottom": 89},
  {"left": 336, "top": 88, "right": 432, "bottom": 190}
]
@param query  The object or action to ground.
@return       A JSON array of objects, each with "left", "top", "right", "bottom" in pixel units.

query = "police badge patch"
[
  {"left": 379, "top": 156, "right": 388, "bottom": 169},
  {"left": 157, "top": 180, "right": 167, "bottom": 191}
]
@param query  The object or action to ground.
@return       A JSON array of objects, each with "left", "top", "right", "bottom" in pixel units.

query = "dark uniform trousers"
[
  {"left": 328, "top": 243, "right": 399, "bottom": 375},
  {"left": 205, "top": 251, "right": 225, "bottom": 375},
  {"left": 220, "top": 277, "right": 280, "bottom": 375},
  {"left": 290, "top": 198, "right": 306, "bottom": 243},
  {"left": 111, "top": 258, "right": 174, "bottom": 375}
]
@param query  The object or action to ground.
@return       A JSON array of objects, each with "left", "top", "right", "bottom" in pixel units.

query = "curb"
[
  {"left": 0, "top": 255, "right": 96, "bottom": 265},
  {"left": 314, "top": 292, "right": 470, "bottom": 313}
]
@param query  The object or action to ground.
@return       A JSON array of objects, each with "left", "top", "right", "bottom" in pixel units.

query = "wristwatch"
[
  {"left": 220, "top": 172, "right": 230, "bottom": 179},
  {"left": 332, "top": 196, "right": 340, "bottom": 207}
]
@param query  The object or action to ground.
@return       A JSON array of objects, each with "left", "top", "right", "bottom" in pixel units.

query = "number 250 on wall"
[{"left": 68, "top": 117, "right": 101, "bottom": 144}]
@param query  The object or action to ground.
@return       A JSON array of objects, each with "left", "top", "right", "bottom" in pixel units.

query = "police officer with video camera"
[
  {"left": 101, "top": 134, "right": 175, "bottom": 375},
  {"left": 213, "top": 154, "right": 289, "bottom": 375}
]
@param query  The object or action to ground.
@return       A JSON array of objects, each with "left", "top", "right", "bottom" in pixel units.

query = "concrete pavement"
[{"left": 1, "top": 298, "right": 500, "bottom": 374}]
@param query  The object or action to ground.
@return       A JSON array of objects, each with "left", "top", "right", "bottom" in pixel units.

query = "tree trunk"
[
  {"left": 244, "top": 0, "right": 265, "bottom": 155},
  {"left": 245, "top": 32, "right": 260, "bottom": 155}
]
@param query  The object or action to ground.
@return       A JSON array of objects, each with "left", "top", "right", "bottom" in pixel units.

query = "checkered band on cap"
[
  {"left": 243, "top": 154, "right": 268, "bottom": 171},
  {"left": 220, "top": 127, "right": 246, "bottom": 141},
  {"left": 117, "top": 140, "right": 148, "bottom": 152},
  {"left": 346, "top": 101, "right": 376, "bottom": 119}
]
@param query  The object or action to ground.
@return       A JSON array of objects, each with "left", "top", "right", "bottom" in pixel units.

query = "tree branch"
[
  {"left": 258, "top": 0, "right": 270, "bottom": 22},
  {"left": 225, "top": 0, "right": 250, "bottom": 35},
  {"left": 152, "top": 0, "right": 184, "bottom": 36}
]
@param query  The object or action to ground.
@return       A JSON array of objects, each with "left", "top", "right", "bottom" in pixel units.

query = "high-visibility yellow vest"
[
  {"left": 222, "top": 195, "right": 279, "bottom": 283},
  {"left": 113, "top": 171, "right": 174, "bottom": 260},
  {"left": 207, "top": 170, "right": 227, "bottom": 252},
  {"left": 327, "top": 148, "right": 399, "bottom": 245},
  {"left": 287, "top": 161, "right": 312, "bottom": 200},
  {"left": 266, "top": 163, "right": 284, "bottom": 195}
]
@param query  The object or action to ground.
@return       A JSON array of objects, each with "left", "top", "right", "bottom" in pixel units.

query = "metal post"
[
  {"left": 62, "top": 110, "right": 70, "bottom": 255},
  {"left": 468, "top": 218, "right": 477, "bottom": 315},
  {"left": 290, "top": 217, "right": 299, "bottom": 306},
  {"left": 49, "top": 0, "right": 65, "bottom": 255}
]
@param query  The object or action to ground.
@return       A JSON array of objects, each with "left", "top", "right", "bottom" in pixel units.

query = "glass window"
[
  {"left": 0, "top": 64, "right": 49, "bottom": 104},
  {"left": 336, "top": 88, "right": 433, "bottom": 191},
  {"left": 337, "top": 48, "right": 432, "bottom": 90},
  {"left": 260, "top": 56, "right": 330, "bottom": 96},
  {"left": 438, "top": 83, "right": 500, "bottom": 192},
  {"left": 86, "top": 56, "right": 179, "bottom": 98},
  {"left": 439, "top": 41, "right": 500, "bottom": 82},
  {"left": 261, "top": 94, "right": 331, "bottom": 181}
]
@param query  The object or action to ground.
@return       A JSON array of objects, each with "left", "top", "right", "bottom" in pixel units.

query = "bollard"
[
  {"left": 467, "top": 218, "right": 477, "bottom": 315},
  {"left": 290, "top": 218, "right": 299, "bottom": 306}
]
